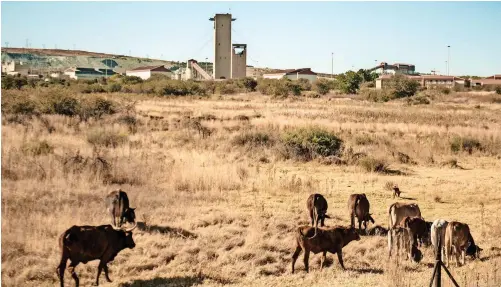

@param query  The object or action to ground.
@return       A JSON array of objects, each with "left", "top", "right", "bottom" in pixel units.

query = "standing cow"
[
  {"left": 57, "top": 223, "right": 137, "bottom": 287},
  {"left": 105, "top": 189, "right": 136, "bottom": 228},
  {"left": 388, "top": 202, "right": 421, "bottom": 229},
  {"left": 400, "top": 216, "right": 430, "bottom": 247},
  {"left": 306, "top": 193, "right": 330, "bottom": 239},
  {"left": 291, "top": 225, "right": 360, "bottom": 273},
  {"left": 347, "top": 193, "right": 375, "bottom": 233}
]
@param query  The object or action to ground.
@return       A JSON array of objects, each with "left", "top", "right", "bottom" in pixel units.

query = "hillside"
[{"left": 1, "top": 47, "right": 184, "bottom": 73}]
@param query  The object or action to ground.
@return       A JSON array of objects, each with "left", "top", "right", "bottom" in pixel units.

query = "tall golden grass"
[{"left": 2, "top": 91, "right": 501, "bottom": 286}]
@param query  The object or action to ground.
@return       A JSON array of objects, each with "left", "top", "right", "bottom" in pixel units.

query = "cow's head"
[
  {"left": 411, "top": 246, "right": 423, "bottom": 263},
  {"left": 347, "top": 227, "right": 361, "bottom": 242},
  {"left": 123, "top": 208, "right": 136, "bottom": 224},
  {"left": 466, "top": 243, "right": 482, "bottom": 259},
  {"left": 124, "top": 231, "right": 136, "bottom": 249},
  {"left": 366, "top": 213, "right": 375, "bottom": 224}
]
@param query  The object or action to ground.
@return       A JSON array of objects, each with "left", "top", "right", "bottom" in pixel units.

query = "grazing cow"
[
  {"left": 366, "top": 225, "right": 388, "bottom": 236},
  {"left": 431, "top": 219, "right": 449, "bottom": 258},
  {"left": 465, "top": 231, "right": 482, "bottom": 259},
  {"left": 347, "top": 194, "right": 375, "bottom": 232},
  {"left": 387, "top": 227, "right": 422, "bottom": 263},
  {"left": 105, "top": 189, "right": 136, "bottom": 228},
  {"left": 388, "top": 202, "right": 421, "bottom": 229},
  {"left": 291, "top": 225, "right": 360, "bottom": 273},
  {"left": 306, "top": 194, "right": 330, "bottom": 239},
  {"left": 445, "top": 221, "right": 472, "bottom": 267},
  {"left": 57, "top": 224, "right": 137, "bottom": 287},
  {"left": 393, "top": 185, "right": 401, "bottom": 198},
  {"left": 399, "top": 216, "right": 430, "bottom": 247}
]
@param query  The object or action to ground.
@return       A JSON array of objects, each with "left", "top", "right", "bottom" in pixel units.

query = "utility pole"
[
  {"left": 445, "top": 61, "right": 447, "bottom": 76},
  {"left": 205, "top": 57, "right": 208, "bottom": 73},
  {"left": 5, "top": 41, "right": 8, "bottom": 48},
  {"left": 447, "top": 45, "right": 451, "bottom": 76},
  {"left": 331, "top": 52, "right": 334, "bottom": 78}
]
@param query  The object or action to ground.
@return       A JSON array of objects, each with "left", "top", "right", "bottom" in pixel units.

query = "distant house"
[
  {"left": 1, "top": 60, "right": 30, "bottom": 76},
  {"left": 125, "top": 65, "right": 172, "bottom": 80},
  {"left": 64, "top": 67, "right": 116, "bottom": 80},
  {"left": 262, "top": 68, "right": 318, "bottom": 82},
  {"left": 376, "top": 74, "right": 466, "bottom": 89},
  {"left": 470, "top": 74, "right": 501, "bottom": 87}
]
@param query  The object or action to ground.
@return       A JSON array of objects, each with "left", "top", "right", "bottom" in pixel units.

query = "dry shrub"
[
  {"left": 450, "top": 135, "right": 482, "bottom": 154},
  {"left": 21, "top": 140, "right": 54, "bottom": 156},
  {"left": 86, "top": 127, "right": 128, "bottom": 148},
  {"left": 358, "top": 156, "right": 389, "bottom": 173},
  {"left": 232, "top": 131, "right": 275, "bottom": 147}
]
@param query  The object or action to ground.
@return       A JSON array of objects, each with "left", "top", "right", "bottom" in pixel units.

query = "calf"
[
  {"left": 306, "top": 193, "right": 330, "bottom": 239},
  {"left": 291, "top": 225, "right": 360, "bottom": 273},
  {"left": 347, "top": 193, "right": 375, "bottom": 232},
  {"left": 57, "top": 224, "right": 136, "bottom": 287},
  {"left": 366, "top": 225, "right": 388, "bottom": 237},
  {"left": 445, "top": 221, "right": 472, "bottom": 267},
  {"left": 393, "top": 185, "right": 401, "bottom": 198},
  {"left": 431, "top": 219, "right": 449, "bottom": 258},
  {"left": 105, "top": 189, "right": 136, "bottom": 228},
  {"left": 387, "top": 227, "right": 422, "bottom": 263}
]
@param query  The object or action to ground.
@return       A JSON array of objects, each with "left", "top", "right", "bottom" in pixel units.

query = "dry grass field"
[{"left": 2, "top": 90, "right": 501, "bottom": 287}]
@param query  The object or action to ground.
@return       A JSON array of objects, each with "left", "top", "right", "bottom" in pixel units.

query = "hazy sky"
[{"left": 2, "top": 1, "right": 501, "bottom": 76}]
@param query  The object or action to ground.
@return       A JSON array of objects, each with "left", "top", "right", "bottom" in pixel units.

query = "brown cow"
[
  {"left": 388, "top": 202, "right": 421, "bottom": 229},
  {"left": 306, "top": 193, "right": 330, "bottom": 239},
  {"left": 105, "top": 189, "right": 136, "bottom": 228},
  {"left": 291, "top": 225, "right": 360, "bottom": 273},
  {"left": 387, "top": 227, "right": 422, "bottom": 263},
  {"left": 347, "top": 193, "right": 375, "bottom": 232},
  {"left": 399, "top": 216, "right": 430, "bottom": 247},
  {"left": 445, "top": 221, "right": 473, "bottom": 267},
  {"left": 57, "top": 224, "right": 137, "bottom": 287},
  {"left": 393, "top": 185, "right": 401, "bottom": 198}
]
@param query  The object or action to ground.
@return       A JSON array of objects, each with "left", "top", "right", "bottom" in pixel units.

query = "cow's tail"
[{"left": 308, "top": 196, "right": 320, "bottom": 239}]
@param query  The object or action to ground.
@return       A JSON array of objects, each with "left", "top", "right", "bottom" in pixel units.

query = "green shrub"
[
  {"left": 337, "top": 71, "right": 363, "bottom": 94},
  {"left": 122, "top": 75, "right": 143, "bottom": 85},
  {"left": 237, "top": 77, "right": 258, "bottom": 92},
  {"left": 22, "top": 140, "right": 54, "bottom": 156},
  {"left": 297, "top": 78, "right": 312, "bottom": 91},
  {"left": 287, "top": 81, "right": 302, "bottom": 96},
  {"left": 450, "top": 136, "right": 482, "bottom": 154},
  {"left": 495, "top": 86, "right": 501, "bottom": 95},
  {"left": 385, "top": 74, "right": 420, "bottom": 98},
  {"left": 44, "top": 95, "right": 81, "bottom": 116},
  {"left": 87, "top": 128, "right": 128, "bottom": 148},
  {"left": 80, "top": 97, "right": 116, "bottom": 120},
  {"left": 313, "top": 78, "right": 331, "bottom": 95},
  {"left": 217, "top": 82, "right": 239, "bottom": 95},
  {"left": 280, "top": 127, "right": 343, "bottom": 161}
]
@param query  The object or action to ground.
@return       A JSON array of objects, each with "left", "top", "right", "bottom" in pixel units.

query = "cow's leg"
[
  {"left": 309, "top": 210, "right": 314, "bottom": 227},
  {"left": 461, "top": 248, "right": 466, "bottom": 266},
  {"left": 303, "top": 250, "right": 310, "bottom": 273},
  {"left": 320, "top": 251, "right": 327, "bottom": 270},
  {"left": 321, "top": 216, "right": 325, "bottom": 227},
  {"left": 350, "top": 212, "right": 355, "bottom": 229},
  {"left": 68, "top": 262, "right": 80, "bottom": 287},
  {"left": 110, "top": 213, "right": 116, "bottom": 227},
  {"left": 56, "top": 251, "right": 68, "bottom": 287},
  {"left": 363, "top": 220, "right": 368, "bottom": 232},
  {"left": 337, "top": 250, "right": 346, "bottom": 270},
  {"left": 358, "top": 219, "right": 362, "bottom": 232},
  {"left": 319, "top": 213, "right": 325, "bottom": 227},
  {"left": 291, "top": 246, "right": 301, "bottom": 274},
  {"left": 94, "top": 261, "right": 105, "bottom": 286},
  {"left": 103, "top": 264, "right": 112, "bottom": 283}
]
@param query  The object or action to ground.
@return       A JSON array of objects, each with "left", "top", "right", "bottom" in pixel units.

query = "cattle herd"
[{"left": 56, "top": 189, "right": 483, "bottom": 286}]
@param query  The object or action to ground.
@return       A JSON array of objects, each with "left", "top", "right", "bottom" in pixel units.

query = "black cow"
[
  {"left": 56, "top": 224, "right": 136, "bottom": 287},
  {"left": 306, "top": 193, "right": 330, "bottom": 239}
]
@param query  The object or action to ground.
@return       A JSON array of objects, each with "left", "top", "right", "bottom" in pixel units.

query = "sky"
[{"left": 2, "top": 1, "right": 501, "bottom": 76}]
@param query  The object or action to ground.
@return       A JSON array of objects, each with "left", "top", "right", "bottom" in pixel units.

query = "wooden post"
[{"left": 430, "top": 236, "right": 460, "bottom": 287}]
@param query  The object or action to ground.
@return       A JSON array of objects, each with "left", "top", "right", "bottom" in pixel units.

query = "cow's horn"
[{"left": 124, "top": 221, "right": 137, "bottom": 232}]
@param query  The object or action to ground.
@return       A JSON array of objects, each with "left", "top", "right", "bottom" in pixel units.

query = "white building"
[
  {"left": 64, "top": 67, "right": 116, "bottom": 80},
  {"left": 262, "top": 68, "right": 317, "bottom": 82},
  {"left": 125, "top": 65, "right": 172, "bottom": 80},
  {"left": 1, "top": 60, "right": 30, "bottom": 75}
]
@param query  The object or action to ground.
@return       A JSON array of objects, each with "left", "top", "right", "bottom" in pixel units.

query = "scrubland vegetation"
[{"left": 2, "top": 79, "right": 501, "bottom": 286}]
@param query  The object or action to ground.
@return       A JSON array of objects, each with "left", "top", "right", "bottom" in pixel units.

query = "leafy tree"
[{"left": 337, "top": 71, "right": 363, "bottom": 94}]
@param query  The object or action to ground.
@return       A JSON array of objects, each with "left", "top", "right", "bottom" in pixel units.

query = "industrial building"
[
  {"left": 64, "top": 67, "right": 116, "bottom": 80},
  {"left": 262, "top": 68, "right": 318, "bottom": 82},
  {"left": 184, "top": 13, "right": 247, "bottom": 81},
  {"left": 376, "top": 74, "right": 466, "bottom": 89},
  {"left": 125, "top": 65, "right": 172, "bottom": 80},
  {"left": 368, "top": 62, "right": 417, "bottom": 75},
  {"left": 470, "top": 74, "right": 501, "bottom": 87}
]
